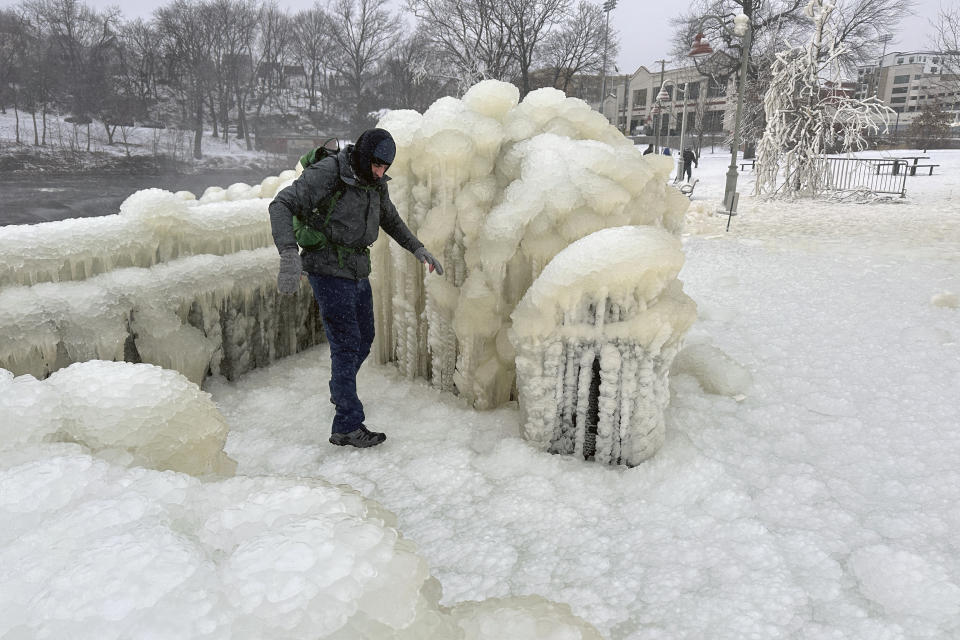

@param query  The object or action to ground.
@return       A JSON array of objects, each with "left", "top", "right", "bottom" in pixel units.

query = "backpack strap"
[{"left": 294, "top": 157, "right": 372, "bottom": 268}]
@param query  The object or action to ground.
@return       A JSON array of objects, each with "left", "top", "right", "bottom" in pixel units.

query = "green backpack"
[{"left": 292, "top": 138, "right": 376, "bottom": 267}]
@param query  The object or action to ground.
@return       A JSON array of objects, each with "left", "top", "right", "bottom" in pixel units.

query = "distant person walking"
[
  {"left": 662, "top": 147, "right": 672, "bottom": 156},
  {"left": 681, "top": 147, "right": 698, "bottom": 181}
]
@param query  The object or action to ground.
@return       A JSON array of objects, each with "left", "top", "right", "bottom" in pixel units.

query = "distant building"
[
  {"left": 855, "top": 51, "right": 960, "bottom": 131},
  {"left": 600, "top": 64, "right": 735, "bottom": 140}
]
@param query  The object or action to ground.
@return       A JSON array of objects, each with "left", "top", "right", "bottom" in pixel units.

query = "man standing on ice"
[{"left": 269, "top": 128, "right": 443, "bottom": 448}]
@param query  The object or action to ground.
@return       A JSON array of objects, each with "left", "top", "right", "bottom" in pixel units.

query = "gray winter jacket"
[{"left": 268, "top": 145, "right": 423, "bottom": 280}]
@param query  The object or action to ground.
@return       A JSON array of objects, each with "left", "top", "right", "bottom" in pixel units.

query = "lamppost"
[
  {"left": 652, "top": 58, "right": 667, "bottom": 152},
  {"left": 689, "top": 13, "right": 752, "bottom": 212},
  {"left": 598, "top": 0, "right": 617, "bottom": 115}
]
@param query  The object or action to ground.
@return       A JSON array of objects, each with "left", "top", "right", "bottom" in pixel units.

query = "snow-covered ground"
[
  {"left": 2, "top": 141, "right": 958, "bottom": 638},
  {"left": 202, "top": 148, "right": 960, "bottom": 637},
  {"left": 0, "top": 110, "right": 283, "bottom": 170}
]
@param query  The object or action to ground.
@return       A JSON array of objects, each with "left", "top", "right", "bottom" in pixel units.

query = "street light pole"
[
  {"left": 723, "top": 19, "right": 752, "bottom": 210},
  {"left": 689, "top": 14, "right": 752, "bottom": 211},
  {"left": 653, "top": 58, "right": 666, "bottom": 152},
  {"left": 599, "top": 0, "right": 617, "bottom": 116}
]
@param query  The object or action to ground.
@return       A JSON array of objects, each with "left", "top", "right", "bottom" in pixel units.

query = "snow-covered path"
[{"left": 209, "top": 149, "right": 960, "bottom": 639}]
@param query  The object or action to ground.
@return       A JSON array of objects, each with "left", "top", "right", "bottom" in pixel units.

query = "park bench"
[
  {"left": 875, "top": 161, "right": 903, "bottom": 174},
  {"left": 908, "top": 164, "right": 939, "bottom": 176},
  {"left": 679, "top": 178, "right": 698, "bottom": 198},
  {"left": 739, "top": 160, "right": 755, "bottom": 171}
]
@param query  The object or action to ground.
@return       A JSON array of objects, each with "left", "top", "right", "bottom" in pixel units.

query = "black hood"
[{"left": 351, "top": 128, "right": 396, "bottom": 184}]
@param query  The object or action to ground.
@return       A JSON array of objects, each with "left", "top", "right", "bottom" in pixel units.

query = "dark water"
[{"left": 0, "top": 168, "right": 288, "bottom": 226}]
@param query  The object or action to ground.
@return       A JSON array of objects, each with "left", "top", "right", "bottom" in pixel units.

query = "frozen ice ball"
[{"left": 45, "top": 360, "right": 235, "bottom": 476}]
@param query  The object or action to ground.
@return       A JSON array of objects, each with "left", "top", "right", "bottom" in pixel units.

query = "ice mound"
[
  {"left": 373, "top": 79, "right": 689, "bottom": 413},
  {"left": 931, "top": 291, "right": 958, "bottom": 308},
  {"left": 671, "top": 342, "right": 752, "bottom": 397},
  {"left": 449, "top": 595, "right": 604, "bottom": 639},
  {"left": 0, "top": 361, "right": 235, "bottom": 475},
  {"left": 0, "top": 249, "right": 323, "bottom": 382},
  {"left": 0, "top": 446, "right": 602, "bottom": 639},
  {"left": 511, "top": 227, "right": 697, "bottom": 466},
  {"left": 0, "top": 369, "right": 63, "bottom": 447}
]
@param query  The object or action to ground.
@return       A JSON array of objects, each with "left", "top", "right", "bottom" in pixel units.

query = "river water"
[{"left": 0, "top": 168, "right": 288, "bottom": 226}]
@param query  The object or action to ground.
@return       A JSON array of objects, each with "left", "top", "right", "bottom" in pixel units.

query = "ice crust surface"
[{"left": 0, "top": 362, "right": 602, "bottom": 639}]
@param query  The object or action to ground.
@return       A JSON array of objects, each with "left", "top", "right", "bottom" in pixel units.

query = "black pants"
[{"left": 683, "top": 163, "right": 693, "bottom": 181}]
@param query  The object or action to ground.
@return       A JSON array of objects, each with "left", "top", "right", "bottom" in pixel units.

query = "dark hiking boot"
[{"left": 329, "top": 425, "right": 386, "bottom": 448}]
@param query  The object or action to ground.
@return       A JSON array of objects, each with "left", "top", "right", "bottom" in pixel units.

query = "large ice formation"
[
  {"left": 0, "top": 248, "right": 322, "bottom": 382},
  {"left": 0, "top": 169, "right": 324, "bottom": 383},
  {"left": 0, "top": 444, "right": 602, "bottom": 638},
  {"left": 510, "top": 227, "right": 696, "bottom": 466},
  {"left": 0, "top": 179, "right": 295, "bottom": 288},
  {"left": 1, "top": 361, "right": 235, "bottom": 475},
  {"left": 369, "top": 81, "right": 690, "bottom": 413}
]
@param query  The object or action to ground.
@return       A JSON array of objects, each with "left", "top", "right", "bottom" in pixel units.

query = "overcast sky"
[{"left": 8, "top": 0, "right": 946, "bottom": 76}]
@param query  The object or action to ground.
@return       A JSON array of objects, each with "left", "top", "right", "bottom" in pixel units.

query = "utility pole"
[{"left": 654, "top": 59, "right": 666, "bottom": 152}]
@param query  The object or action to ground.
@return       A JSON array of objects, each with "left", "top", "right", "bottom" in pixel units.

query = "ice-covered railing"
[
  {"left": 0, "top": 248, "right": 321, "bottom": 382},
  {"left": 0, "top": 173, "right": 295, "bottom": 287},
  {"left": 369, "top": 80, "right": 689, "bottom": 411},
  {"left": 510, "top": 227, "right": 696, "bottom": 466}
]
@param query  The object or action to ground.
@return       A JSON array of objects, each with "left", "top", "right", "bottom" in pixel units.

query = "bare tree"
[
  {"left": 932, "top": 6, "right": 960, "bottom": 97},
  {"left": 28, "top": 0, "right": 122, "bottom": 151},
  {"left": 156, "top": 0, "right": 215, "bottom": 159},
  {"left": 671, "top": 0, "right": 910, "bottom": 150},
  {"left": 378, "top": 28, "right": 454, "bottom": 111},
  {"left": 205, "top": 0, "right": 258, "bottom": 146},
  {"left": 539, "top": 0, "right": 612, "bottom": 93},
  {"left": 0, "top": 8, "right": 30, "bottom": 144},
  {"left": 249, "top": 2, "right": 292, "bottom": 130},
  {"left": 291, "top": 6, "right": 337, "bottom": 116},
  {"left": 119, "top": 19, "right": 163, "bottom": 109},
  {"left": 497, "top": 0, "right": 569, "bottom": 96},
  {"left": 328, "top": 0, "right": 399, "bottom": 130},
  {"left": 406, "top": 0, "right": 515, "bottom": 92}
]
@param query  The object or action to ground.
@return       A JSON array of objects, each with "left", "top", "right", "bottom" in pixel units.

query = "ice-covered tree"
[{"left": 753, "top": 0, "right": 891, "bottom": 198}]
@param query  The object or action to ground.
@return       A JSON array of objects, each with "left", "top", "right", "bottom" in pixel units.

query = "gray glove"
[
  {"left": 277, "top": 248, "right": 303, "bottom": 295},
  {"left": 414, "top": 247, "right": 444, "bottom": 276}
]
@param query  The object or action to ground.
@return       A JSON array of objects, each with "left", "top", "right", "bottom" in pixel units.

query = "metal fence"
[{"left": 818, "top": 157, "right": 908, "bottom": 197}]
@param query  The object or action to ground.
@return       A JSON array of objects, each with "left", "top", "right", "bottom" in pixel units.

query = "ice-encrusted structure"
[
  {"left": 0, "top": 178, "right": 294, "bottom": 288},
  {"left": 0, "top": 172, "right": 327, "bottom": 383},
  {"left": 510, "top": 227, "right": 696, "bottom": 466},
  {"left": 0, "top": 361, "right": 235, "bottom": 475},
  {"left": 0, "top": 248, "right": 321, "bottom": 382},
  {"left": 370, "top": 81, "right": 690, "bottom": 414}
]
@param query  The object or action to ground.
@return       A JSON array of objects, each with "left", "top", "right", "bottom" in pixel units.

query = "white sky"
[{"left": 1, "top": 0, "right": 947, "bottom": 76}]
